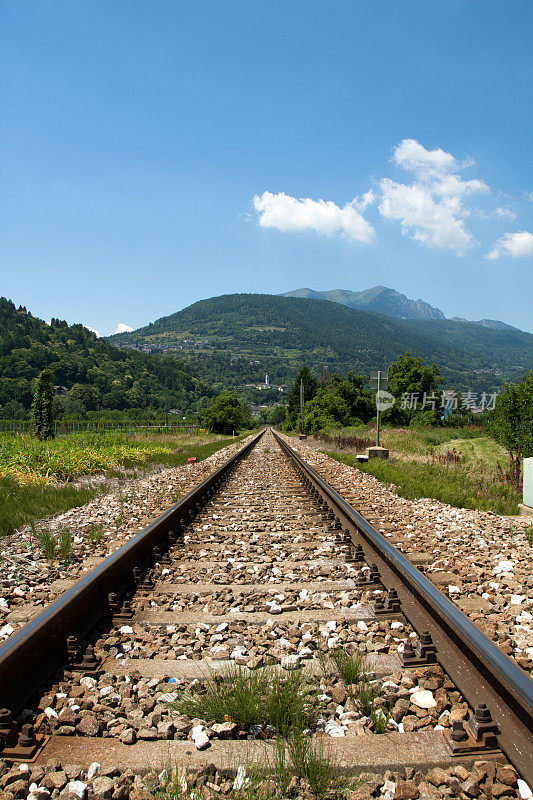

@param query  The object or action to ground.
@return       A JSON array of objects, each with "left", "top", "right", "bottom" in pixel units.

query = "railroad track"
[{"left": 0, "top": 429, "right": 531, "bottom": 799}]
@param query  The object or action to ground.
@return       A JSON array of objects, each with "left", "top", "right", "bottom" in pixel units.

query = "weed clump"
[
  {"left": 327, "top": 647, "right": 390, "bottom": 734},
  {"left": 86, "top": 523, "right": 104, "bottom": 544},
  {"left": 172, "top": 666, "right": 314, "bottom": 734},
  {"left": 329, "top": 646, "right": 367, "bottom": 686},
  {"left": 32, "top": 525, "right": 73, "bottom": 565}
]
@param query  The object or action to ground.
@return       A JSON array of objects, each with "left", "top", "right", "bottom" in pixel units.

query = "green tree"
[
  {"left": 303, "top": 389, "right": 351, "bottom": 433},
  {"left": 258, "top": 404, "right": 287, "bottom": 426},
  {"left": 490, "top": 371, "right": 533, "bottom": 465},
  {"left": 200, "top": 390, "right": 254, "bottom": 433},
  {"left": 0, "top": 399, "right": 27, "bottom": 420},
  {"left": 330, "top": 372, "right": 374, "bottom": 423},
  {"left": 285, "top": 367, "right": 319, "bottom": 430},
  {"left": 31, "top": 369, "right": 55, "bottom": 439},
  {"left": 385, "top": 352, "right": 442, "bottom": 425}
]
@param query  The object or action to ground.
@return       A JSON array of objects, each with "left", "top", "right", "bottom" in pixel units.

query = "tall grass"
[
  {"left": 327, "top": 452, "right": 520, "bottom": 515},
  {"left": 0, "top": 431, "right": 247, "bottom": 484},
  {"left": 318, "top": 424, "right": 484, "bottom": 456},
  {"left": 0, "top": 476, "right": 97, "bottom": 537},
  {"left": 0, "top": 433, "right": 248, "bottom": 536}
]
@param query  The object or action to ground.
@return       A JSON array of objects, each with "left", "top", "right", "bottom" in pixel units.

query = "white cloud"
[
  {"left": 378, "top": 139, "right": 489, "bottom": 253},
  {"left": 84, "top": 325, "right": 100, "bottom": 337},
  {"left": 115, "top": 322, "right": 133, "bottom": 334},
  {"left": 392, "top": 138, "right": 461, "bottom": 177},
  {"left": 486, "top": 230, "right": 533, "bottom": 260},
  {"left": 495, "top": 207, "right": 516, "bottom": 221},
  {"left": 253, "top": 191, "right": 375, "bottom": 243},
  {"left": 354, "top": 190, "right": 375, "bottom": 210},
  {"left": 526, "top": 191, "right": 533, "bottom": 203}
]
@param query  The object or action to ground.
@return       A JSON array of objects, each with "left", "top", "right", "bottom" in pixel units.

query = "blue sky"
[{"left": 1, "top": 0, "right": 532, "bottom": 335}]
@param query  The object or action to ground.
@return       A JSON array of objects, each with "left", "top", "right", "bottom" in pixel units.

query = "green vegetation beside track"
[
  {"left": 0, "top": 430, "right": 250, "bottom": 536},
  {"left": 326, "top": 450, "right": 520, "bottom": 515},
  {"left": 314, "top": 424, "right": 521, "bottom": 515}
]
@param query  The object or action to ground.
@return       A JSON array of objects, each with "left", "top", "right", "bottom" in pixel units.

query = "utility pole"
[
  {"left": 144, "top": 391, "right": 148, "bottom": 437},
  {"left": 300, "top": 378, "right": 305, "bottom": 434},
  {"left": 376, "top": 370, "right": 382, "bottom": 447},
  {"left": 370, "top": 370, "right": 389, "bottom": 448}
]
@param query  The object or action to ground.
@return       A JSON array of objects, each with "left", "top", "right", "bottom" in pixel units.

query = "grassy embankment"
[
  {"left": 316, "top": 425, "right": 520, "bottom": 515},
  {"left": 0, "top": 430, "right": 250, "bottom": 536}
]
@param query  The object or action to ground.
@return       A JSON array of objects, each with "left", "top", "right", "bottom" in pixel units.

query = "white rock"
[
  {"left": 281, "top": 654, "right": 300, "bottom": 669},
  {"left": 357, "top": 621, "right": 368, "bottom": 631},
  {"left": 382, "top": 780, "right": 396, "bottom": 800},
  {"left": 233, "top": 766, "right": 249, "bottom": 790},
  {"left": 0, "top": 624, "right": 14, "bottom": 637},
  {"left": 118, "top": 625, "right": 134, "bottom": 634},
  {"left": 191, "top": 724, "right": 210, "bottom": 750},
  {"left": 518, "top": 780, "right": 533, "bottom": 800},
  {"left": 390, "top": 621, "right": 404, "bottom": 630},
  {"left": 67, "top": 781, "right": 87, "bottom": 800},
  {"left": 324, "top": 720, "right": 345, "bottom": 737},
  {"left": 492, "top": 560, "right": 514, "bottom": 575},
  {"left": 87, "top": 763, "right": 101, "bottom": 781},
  {"left": 511, "top": 595, "right": 526, "bottom": 605},
  {"left": 410, "top": 689, "right": 436, "bottom": 709},
  {"left": 326, "top": 620, "right": 337, "bottom": 630},
  {"left": 27, "top": 788, "right": 50, "bottom": 800},
  {"left": 299, "top": 589, "right": 309, "bottom": 600},
  {"left": 0, "top": 598, "right": 9, "bottom": 609},
  {"left": 80, "top": 676, "right": 97, "bottom": 690},
  {"left": 44, "top": 707, "right": 58, "bottom": 719},
  {"left": 448, "top": 585, "right": 460, "bottom": 594}
]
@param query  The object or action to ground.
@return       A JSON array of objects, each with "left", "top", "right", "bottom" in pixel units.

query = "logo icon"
[{"left": 376, "top": 390, "right": 395, "bottom": 411}]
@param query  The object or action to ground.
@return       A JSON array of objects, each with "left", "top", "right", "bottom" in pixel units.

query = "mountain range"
[
  {"left": 282, "top": 286, "right": 519, "bottom": 331},
  {"left": 108, "top": 293, "right": 532, "bottom": 392}
]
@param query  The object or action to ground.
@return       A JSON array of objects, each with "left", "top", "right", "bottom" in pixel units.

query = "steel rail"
[
  {"left": 0, "top": 430, "right": 265, "bottom": 715},
  {"left": 273, "top": 430, "right": 533, "bottom": 783}
]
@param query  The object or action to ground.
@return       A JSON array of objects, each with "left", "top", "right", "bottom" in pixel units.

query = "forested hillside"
[
  {"left": 108, "top": 294, "right": 533, "bottom": 392},
  {"left": 0, "top": 298, "right": 208, "bottom": 414}
]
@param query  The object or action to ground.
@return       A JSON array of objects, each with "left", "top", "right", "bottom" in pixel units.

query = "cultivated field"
[{"left": 0, "top": 430, "right": 248, "bottom": 536}]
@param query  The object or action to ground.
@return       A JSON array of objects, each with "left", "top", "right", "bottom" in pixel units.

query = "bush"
[{"left": 200, "top": 391, "right": 254, "bottom": 433}]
